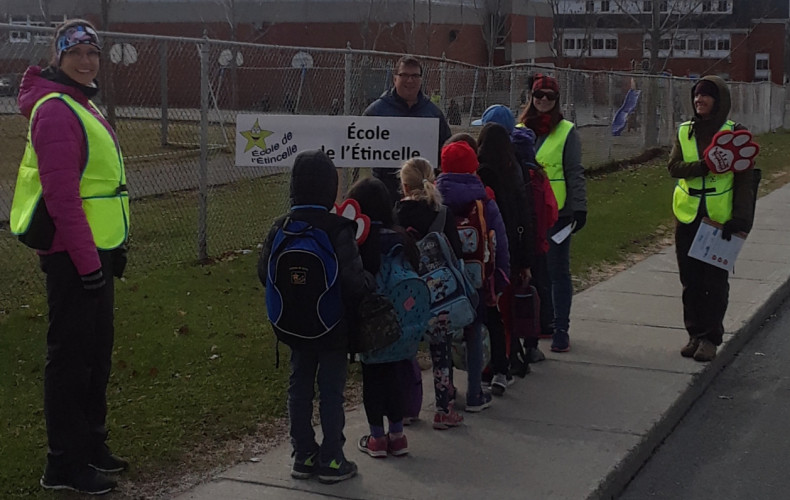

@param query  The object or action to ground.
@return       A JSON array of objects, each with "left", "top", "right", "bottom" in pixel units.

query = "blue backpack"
[
  {"left": 413, "top": 207, "right": 479, "bottom": 343},
  {"left": 359, "top": 230, "right": 431, "bottom": 364},
  {"left": 265, "top": 212, "right": 342, "bottom": 347}
]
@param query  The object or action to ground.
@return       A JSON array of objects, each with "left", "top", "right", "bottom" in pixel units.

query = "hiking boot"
[
  {"left": 387, "top": 433, "right": 409, "bottom": 457},
  {"left": 490, "top": 373, "right": 508, "bottom": 397},
  {"left": 550, "top": 330, "right": 570, "bottom": 353},
  {"left": 680, "top": 337, "right": 701, "bottom": 358},
  {"left": 526, "top": 346, "right": 546, "bottom": 363},
  {"left": 40, "top": 466, "right": 117, "bottom": 495},
  {"left": 291, "top": 450, "right": 318, "bottom": 479},
  {"left": 89, "top": 448, "right": 129, "bottom": 474},
  {"left": 318, "top": 458, "right": 358, "bottom": 484},
  {"left": 433, "top": 407, "right": 464, "bottom": 430},
  {"left": 357, "top": 435, "right": 388, "bottom": 458},
  {"left": 693, "top": 339, "right": 717, "bottom": 362},
  {"left": 465, "top": 390, "right": 493, "bottom": 413}
]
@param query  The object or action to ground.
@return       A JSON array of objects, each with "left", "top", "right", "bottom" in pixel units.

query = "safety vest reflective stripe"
[
  {"left": 672, "top": 120, "right": 734, "bottom": 224},
  {"left": 10, "top": 92, "right": 129, "bottom": 249},
  {"left": 535, "top": 119, "right": 574, "bottom": 211}
]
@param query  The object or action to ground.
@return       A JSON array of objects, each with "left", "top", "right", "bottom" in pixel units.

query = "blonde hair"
[{"left": 399, "top": 157, "right": 443, "bottom": 209}]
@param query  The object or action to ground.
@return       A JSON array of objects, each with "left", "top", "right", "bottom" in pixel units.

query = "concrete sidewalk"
[{"left": 177, "top": 183, "right": 790, "bottom": 500}]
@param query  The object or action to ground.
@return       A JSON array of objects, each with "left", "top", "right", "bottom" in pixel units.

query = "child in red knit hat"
[{"left": 435, "top": 141, "right": 510, "bottom": 412}]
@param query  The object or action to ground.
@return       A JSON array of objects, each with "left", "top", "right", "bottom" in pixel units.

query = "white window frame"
[
  {"left": 702, "top": 33, "right": 730, "bottom": 58},
  {"left": 755, "top": 53, "right": 770, "bottom": 81},
  {"left": 590, "top": 34, "right": 618, "bottom": 57}
]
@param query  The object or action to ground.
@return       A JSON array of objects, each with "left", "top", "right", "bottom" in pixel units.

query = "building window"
[
  {"left": 564, "top": 38, "right": 576, "bottom": 50},
  {"left": 687, "top": 37, "right": 700, "bottom": 52},
  {"left": 601, "top": 1, "right": 610, "bottom": 12},
  {"left": 643, "top": 1, "right": 652, "bottom": 11},
  {"left": 702, "top": 1, "right": 712, "bottom": 11},
  {"left": 592, "top": 38, "right": 604, "bottom": 50},
  {"left": 526, "top": 16, "right": 535, "bottom": 42},
  {"left": 717, "top": 0, "right": 729, "bottom": 11},
  {"left": 659, "top": 1, "right": 668, "bottom": 12},
  {"left": 755, "top": 53, "right": 769, "bottom": 70},
  {"left": 605, "top": 38, "right": 617, "bottom": 50},
  {"left": 702, "top": 34, "right": 730, "bottom": 57},
  {"left": 755, "top": 53, "right": 770, "bottom": 81},
  {"left": 586, "top": 1, "right": 595, "bottom": 12}
]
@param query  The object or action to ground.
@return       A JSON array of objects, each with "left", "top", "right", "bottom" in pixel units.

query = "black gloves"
[
  {"left": 572, "top": 211, "right": 587, "bottom": 233},
  {"left": 721, "top": 218, "right": 749, "bottom": 241},
  {"left": 81, "top": 268, "right": 106, "bottom": 291},
  {"left": 113, "top": 245, "right": 128, "bottom": 278}
]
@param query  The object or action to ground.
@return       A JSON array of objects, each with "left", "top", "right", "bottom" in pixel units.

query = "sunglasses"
[{"left": 533, "top": 90, "right": 558, "bottom": 101}]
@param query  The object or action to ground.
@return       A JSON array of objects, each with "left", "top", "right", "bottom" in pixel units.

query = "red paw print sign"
[
  {"left": 703, "top": 130, "right": 759, "bottom": 174},
  {"left": 331, "top": 199, "right": 371, "bottom": 245}
]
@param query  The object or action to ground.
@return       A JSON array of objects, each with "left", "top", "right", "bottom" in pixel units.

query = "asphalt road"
[{"left": 619, "top": 296, "right": 790, "bottom": 500}]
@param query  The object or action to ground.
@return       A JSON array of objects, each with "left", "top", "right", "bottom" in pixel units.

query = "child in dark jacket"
[
  {"left": 436, "top": 141, "right": 510, "bottom": 412},
  {"left": 477, "top": 122, "right": 537, "bottom": 395},
  {"left": 394, "top": 157, "right": 466, "bottom": 430},
  {"left": 347, "top": 177, "right": 422, "bottom": 458},
  {"left": 258, "top": 150, "right": 374, "bottom": 484}
]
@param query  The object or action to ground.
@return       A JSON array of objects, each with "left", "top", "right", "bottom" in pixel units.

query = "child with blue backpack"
[
  {"left": 436, "top": 141, "right": 510, "bottom": 412},
  {"left": 394, "top": 157, "right": 467, "bottom": 430},
  {"left": 258, "top": 150, "right": 374, "bottom": 484},
  {"left": 347, "top": 177, "right": 430, "bottom": 458}
]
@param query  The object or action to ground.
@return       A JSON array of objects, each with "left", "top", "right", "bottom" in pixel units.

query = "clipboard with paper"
[{"left": 687, "top": 217, "right": 746, "bottom": 272}]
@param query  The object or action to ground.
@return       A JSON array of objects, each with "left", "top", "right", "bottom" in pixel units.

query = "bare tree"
[{"left": 475, "top": 0, "right": 511, "bottom": 67}]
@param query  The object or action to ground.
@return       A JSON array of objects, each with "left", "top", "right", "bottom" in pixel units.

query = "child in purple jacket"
[{"left": 436, "top": 141, "right": 510, "bottom": 412}]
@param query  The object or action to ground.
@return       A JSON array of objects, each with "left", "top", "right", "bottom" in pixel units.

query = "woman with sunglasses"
[
  {"left": 10, "top": 19, "right": 129, "bottom": 495},
  {"left": 517, "top": 74, "right": 587, "bottom": 353}
]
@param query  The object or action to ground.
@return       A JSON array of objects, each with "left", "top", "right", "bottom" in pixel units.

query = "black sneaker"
[
  {"left": 510, "top": 351, "right": 531, "bottom": 378},
  {"left": 40, "top": 466, "right": 117, "bottom": 495},
  {"left": 318, "top": 458, "right": 358, "bottom": 484},
  {"left": 89, "top": 450, "right": 129, "bottom": 474},
  {"left": 291, "top": 451, "right": 318, "bottom": 479},
  {"left": 526, "top": 346, "right": 546, "bottom": 363}
]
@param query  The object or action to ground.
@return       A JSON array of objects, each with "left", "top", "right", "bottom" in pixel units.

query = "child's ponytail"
[{"left": 399, "top": 157, "right": 443, "bottom": 210}]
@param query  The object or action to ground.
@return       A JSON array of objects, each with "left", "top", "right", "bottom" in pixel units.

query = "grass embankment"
[{"left": 1, "top": 129, "right": 789, "bottom": 498}]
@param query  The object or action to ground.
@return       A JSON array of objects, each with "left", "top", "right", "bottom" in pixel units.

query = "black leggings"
[{"left": 361, "top": 360, "right": 408, "bottom": 427}]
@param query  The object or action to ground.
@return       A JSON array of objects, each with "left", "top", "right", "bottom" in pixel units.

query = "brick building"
[{"left": 548, "top": 0, "right": 789, "bottom": 84}]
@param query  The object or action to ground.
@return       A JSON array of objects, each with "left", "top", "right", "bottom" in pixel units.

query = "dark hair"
[
  {"left": 477, "top": 123, "right": 521, "bottom": 196},
  {"left": 50, "top": 18, "right": 98, "bottom": 67},
  {"left": 347, "top": 177, "right": 419, "bottom": 272},
  {"left": 395, "top": 55, "right": 422, "bottom": 74},
  {"left": 517, "top": 96, "right": 563, "bottom": 131},
  {"left": 444, "top": 132, "right": 478, "bottom": 151}
]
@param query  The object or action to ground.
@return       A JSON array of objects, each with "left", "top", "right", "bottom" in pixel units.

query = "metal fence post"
[
  {"left": 508, "top": 66, "right": 518, "bottom": 109},
  {"left": 469, "top": 68, "right": 479, "bottom": 124},
  {"left": 160, "top": 40, "right": 169, "bottom": 146},
  {"left": 344, "top": 42, "right": 352, "bottom": 116},
  {"left": 198, "top": 35, "right": 209, "bottom": 261},
  {"left": 439, "top": 54, "right": 447, "bottom": 112}
]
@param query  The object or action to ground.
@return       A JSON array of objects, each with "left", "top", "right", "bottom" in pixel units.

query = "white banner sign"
[{"left": 235, "top": 114, "right": 439, "bottom": 168}]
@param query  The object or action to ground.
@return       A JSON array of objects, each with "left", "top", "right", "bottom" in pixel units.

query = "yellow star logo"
[{"left": 240, "top": 119, "right": 274, "bottom": 152}]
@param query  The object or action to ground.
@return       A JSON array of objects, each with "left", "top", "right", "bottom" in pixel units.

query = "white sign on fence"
[{"left": 235, "top": 114, "right": 439, "bottom": 168}]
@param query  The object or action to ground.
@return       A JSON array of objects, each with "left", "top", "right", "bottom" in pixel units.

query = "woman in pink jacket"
[{"left": 10, "top": 19, "right": 129, "bottom": 495}]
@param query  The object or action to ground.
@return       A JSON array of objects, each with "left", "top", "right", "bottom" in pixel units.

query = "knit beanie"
[
  {"left": 440, "top": 141, "right": 479, "bottom": 174},
  {"left": 532, "top": 74, "right": 559, "bottom": 93},
  {"left": 693, "top": 79, "right": 719, "bottom": 100}
]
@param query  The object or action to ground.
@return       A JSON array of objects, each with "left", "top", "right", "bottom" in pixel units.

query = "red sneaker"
[
  {"left": 433, "top": 407, "right": 464, "bottom": 430},
  {"left": 387, "top": 433, "right": 409, "bottom": 456},
  {"left": 357, "top": 435, "right": 387, "bottom": 458}
]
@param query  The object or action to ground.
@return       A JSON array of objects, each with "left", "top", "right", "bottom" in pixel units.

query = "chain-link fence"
[{"left": 1, "top": 23, "right": 787, "bottom": 307}]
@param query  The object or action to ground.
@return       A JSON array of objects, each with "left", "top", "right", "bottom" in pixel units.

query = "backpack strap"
[{"left": 426, "top": 205, "right": 448, "bottom": 235}]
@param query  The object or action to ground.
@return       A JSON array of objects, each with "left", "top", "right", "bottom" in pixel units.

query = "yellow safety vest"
[
  {"left": 10, "top": 92, "right": 129, "bottom": 249},
  {"left": 534, "top": 119, "right": 574, "bottom": 210},
  {"left": 672, "top": 120, "right": 735, "bottom": 224}
]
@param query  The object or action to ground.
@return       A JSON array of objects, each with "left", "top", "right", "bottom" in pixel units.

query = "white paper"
[
  {"left": 687, "top": 218, "right": 746, "bottom": 272},
  {"left": 551, "top": 221, "right": 576, "bottom": 244}
]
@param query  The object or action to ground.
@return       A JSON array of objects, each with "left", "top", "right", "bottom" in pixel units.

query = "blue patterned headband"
[{"left": 56, "top": 24, "right": 101, "bottom": 60}]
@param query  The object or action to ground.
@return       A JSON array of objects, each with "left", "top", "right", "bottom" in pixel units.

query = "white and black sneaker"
[
  {"left": 491, "top": 373, "right": 508, "bottom": 396},
  {"left": 40, "top": 466, "right": 117, "bottom": 495}
]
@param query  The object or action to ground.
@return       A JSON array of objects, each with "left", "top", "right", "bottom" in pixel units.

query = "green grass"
[{"left": 1, "top": 129, "right": 789, "bottom": 497}]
